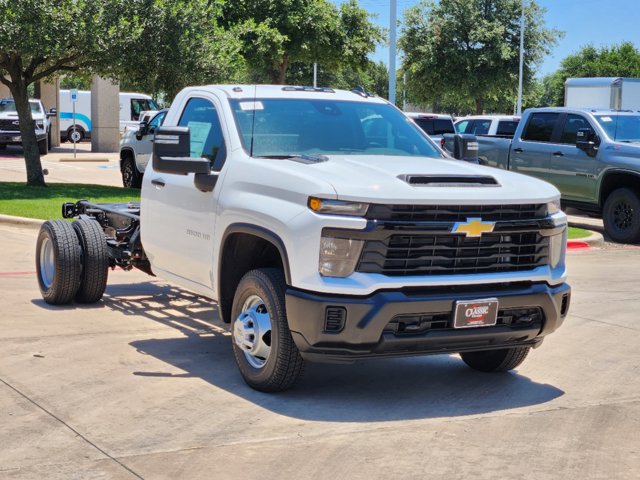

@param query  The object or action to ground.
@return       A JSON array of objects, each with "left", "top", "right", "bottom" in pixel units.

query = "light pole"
[
  {"left": 389, "top": 0, "right": 397, "bottom": 105},
  {"left": 516, "top": 0, "right": 525, "bottom": 115}
]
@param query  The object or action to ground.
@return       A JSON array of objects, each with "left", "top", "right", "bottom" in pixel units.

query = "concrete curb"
[
  {"left": 0, "top": 214, "right": 44, "bottom": 229},
  {"left": 567, "top": 230, "right": 604, "bottom": 250}
]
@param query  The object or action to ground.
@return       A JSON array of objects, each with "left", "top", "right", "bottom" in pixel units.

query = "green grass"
[
  {"left": 0, "top": 182, "right": 140, "bottom": 220},
  {"left": 568, "top": 227, "right": 591, "bottom": 239}
]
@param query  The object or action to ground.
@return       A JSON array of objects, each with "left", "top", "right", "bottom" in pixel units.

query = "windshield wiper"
[{"left": 254, "top": 154, "right": 328, "bottom": 164}]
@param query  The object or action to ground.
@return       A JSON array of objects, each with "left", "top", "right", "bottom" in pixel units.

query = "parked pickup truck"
[
  {"left": 0, "top": 98, "right": 56, "bottom": 154},
  {"left": 34, "top": 85, "right": 571, "bottom": 392},
  {"left": 472, "top": 107, "right": 640, "bottom": 243}
]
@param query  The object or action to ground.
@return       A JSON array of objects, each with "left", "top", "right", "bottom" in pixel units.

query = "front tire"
[
  {"left": 603, "top": 188, "right": 640, "bottom": 243},
  {"left": 38, "top": 137, "right": 48, "bottom": 155},
  {"left": 460, "top": 346, "right": 531, "bottom": 372},
  {"left": 72, "top": 219, "right": 109, "bottom": 303},
  {"left": 121, "top": 156, "right": 142, "bottom": 189},
  {"left": 231, "top": 268, "right": 305, "bottom": 392},
  {"left": 36, "top": 220, "right": 82, "bottom": 305}
]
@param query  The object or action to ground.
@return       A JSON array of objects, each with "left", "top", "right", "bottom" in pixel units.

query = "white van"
[{"left": 59, "top": 90, "right": 158, "bottom": 142}]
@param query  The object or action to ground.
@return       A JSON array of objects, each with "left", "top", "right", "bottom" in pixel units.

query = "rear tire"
[
  {"left": 67, "top": 127, "right": 84, "bottom": 143},
  {"left": 38, "top": 137, "right": 48, "bottom": 155},
  {"left": 460, "top": 346, "right": 531, "bottom": 372},
  {"left": 36, "top": 220, "right": 82, "bottom": 305},
  {"left": 72, "top": 219, "right": 109, "bottom": 303},
  {"left": 231, "top": 268, "right": 305, "bottom": 392},
  {"left": 121, "top": 156, "right": 142, "bottom": 189},
  {"left": 603, "top": 188, "right": 640, "bottom": 244}
]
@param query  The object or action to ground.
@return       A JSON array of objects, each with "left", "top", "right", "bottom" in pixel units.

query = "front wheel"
[
  {"left": 231, "top": 268, "right": 305, "bottom": 392},
  {"left": 38, "top": 137, "right": 48, "bottom": 155},
  {"left": 460, "top": 346, "right": 531, "bottom": 372},
  {"left": 121, "top": 156, "right": 142, "bottom": 189},
  {"left": 603, "top": 188, "right": 640, "bottom": 244}
]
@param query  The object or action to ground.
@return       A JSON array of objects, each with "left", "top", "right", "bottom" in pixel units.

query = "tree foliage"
[
  {"left": 400, "top": 0, "right": 561, "bottom": 114},
  {"left": 539, "top": 42, "right": 640, "bottom": 107},
  {"left": 222, "top": 0, "right": 384, "bottom": 84}
]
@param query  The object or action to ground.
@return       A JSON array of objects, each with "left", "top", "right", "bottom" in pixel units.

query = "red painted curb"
[{"left": 567, "top": 240, "right": 591, "bottom": 250}]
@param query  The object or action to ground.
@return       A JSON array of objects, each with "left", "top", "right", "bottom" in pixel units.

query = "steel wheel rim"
[
  {"left": 39, "top": 236, "right": 55, "bottom": 289},
  {"left": 70, "top": 130, "right": 81, "bottom": 143},
  {"left": 123, "top": 162, "right": 134, "bottom": 185},
  {"left": 233, "top": 294, "right": 272, "bottom": 369},
  {"left": 613, "top": 200, "right": 634, "bottom": 231}
]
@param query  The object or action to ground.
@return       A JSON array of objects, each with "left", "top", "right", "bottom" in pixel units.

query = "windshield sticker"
[
  {"left": 239, "top": 101, "right": 264, "bottom": 111},
  {"left": 187, "top": 121, "right": 212, "bottom": 157},
  {"left": 600, "top": 116, "right": 613, "bottom": 122}
]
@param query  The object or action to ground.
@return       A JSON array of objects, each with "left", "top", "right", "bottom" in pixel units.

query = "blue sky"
[{"left": 332, "top": 0, "right": 640, "bottom": 77}]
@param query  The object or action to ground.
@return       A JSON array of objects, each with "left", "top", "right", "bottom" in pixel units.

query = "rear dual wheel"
[{"left": 36, "top": 219, "right": 109, "bottom": 305}]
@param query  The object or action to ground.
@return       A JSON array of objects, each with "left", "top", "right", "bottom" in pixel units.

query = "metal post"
[
  {"left": 72, "top": 99, "right": 76, "bottom": 159},
  {"left": 516, "top": 0, "right": 525, "bottom": 115},
  {"left": 389, "top": 0, "right": 397, "bottom": 104},
  {"left": 313, "top": 63, "right": 317, "bottom": 88},
  {"left": 403, "top": 72, "right": 407, "bottom": 111}
]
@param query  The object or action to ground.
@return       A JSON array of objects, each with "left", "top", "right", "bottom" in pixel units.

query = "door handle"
[
  {"left": 513, "top": 147, "right": 524, "bottom": 153},
  {"left": 553, "top": 151, "right": 564, "bottom": 157},
  {"left": 151, "top": 178, "right": 165, "bottom": 188}
]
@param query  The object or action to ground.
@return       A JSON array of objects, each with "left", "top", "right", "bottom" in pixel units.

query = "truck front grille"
[
  {"left": 366, "top": 203, "right": 547, "bottom": 222},
  {"left": 0, "top": 119, "right": 21, "bottom": 132},
  {"left": 357, "top": 231, "right": 549, "bottom": 276}
]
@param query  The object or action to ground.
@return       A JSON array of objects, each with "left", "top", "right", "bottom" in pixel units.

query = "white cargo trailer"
[{"left": 565, "top": 77, "right": 640, "bottom": 111}]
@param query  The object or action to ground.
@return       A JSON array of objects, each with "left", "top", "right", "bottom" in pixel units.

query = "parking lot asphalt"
[{"left": 1, "top": 224, "right": 639, "bottom": 479}]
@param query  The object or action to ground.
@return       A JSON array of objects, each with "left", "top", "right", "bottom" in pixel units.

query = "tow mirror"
[
  {"left": 576, "top": 128, "right": 599, "bottom": 157},
  {"left": 152, "top": 126, "right": 218, "bottom": 192},
  {"left": 442, "top": 133, "right": 479, "bottom": 164},
  {"left": 47, "top": 108, "right": 57, "bottom": 117}
]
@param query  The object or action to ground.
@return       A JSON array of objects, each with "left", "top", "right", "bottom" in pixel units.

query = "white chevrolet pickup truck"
[{"left": 35, "top": 85, "right": 571, "bottom": 392}]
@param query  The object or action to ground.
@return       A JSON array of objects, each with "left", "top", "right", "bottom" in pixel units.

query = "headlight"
[
  {"left": 549, "top": 228, "right": 566, "bottom": 268},
  {"left": 309, "top": 197, "right": 369, "bottom": 216},
  {"left": 547, "top": 198, "right": 561, "bottom": 215},
  {"left": 319, "top": 236, "right": 364, "bottom": 277}
]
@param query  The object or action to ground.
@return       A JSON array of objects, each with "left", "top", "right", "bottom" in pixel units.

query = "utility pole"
[
  {"left": 389, "top": 0, "right": 397, "bottom": 105},
  {"left": 403, "top": 72, "right": 407, "bottom": 111},
  {"left": 313, "top": 62, "right": 318, "bottom": 88},
  {"left": 516, "top": 0, "right": 525, "bottom": 115}
]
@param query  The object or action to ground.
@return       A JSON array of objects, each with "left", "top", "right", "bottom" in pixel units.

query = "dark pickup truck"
[{"left": 463, "top": 107, "right": 640, "bottom": 243}]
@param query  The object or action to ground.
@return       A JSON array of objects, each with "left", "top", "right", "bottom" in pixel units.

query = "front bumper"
[
  {"left": 286, "top": 281, "right": 570, "bottom": 363},
  {"left": 0, "top": 131, "right": 47, "bottom": 144}
]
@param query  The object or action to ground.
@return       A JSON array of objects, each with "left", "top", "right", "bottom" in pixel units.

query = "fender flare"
[{"left": 598, "top": 168, "right": 640, "bottom": 205}]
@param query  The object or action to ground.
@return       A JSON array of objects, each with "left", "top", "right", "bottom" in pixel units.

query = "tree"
[
  {"left": 540, "top": 42, "right": 640, "bottom": 107},
  {"left": 0, "top": 0, "right": 139, "bottom": 186},
  {"left": 400, "top": 0, "right": 562, "bottom": 114},
  {"left": 223, "top": 0, "right": 383, "bottom": 84}
]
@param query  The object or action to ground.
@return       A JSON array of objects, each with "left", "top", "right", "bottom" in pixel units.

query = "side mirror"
[
  {"left": 136, "top": 121, "right": 149, "bottom": 140},
  {"left": 576, "top": 128, "right": 600, "bottom": 157},
  {"left": 47, "top": 108, "right": 57, "bottom": 117},
  {"left": 442, "top": 133, "right": 479, "bottom": 163},
  {"left": 152, "top": 126, "right": 218, "bottom": 192}
]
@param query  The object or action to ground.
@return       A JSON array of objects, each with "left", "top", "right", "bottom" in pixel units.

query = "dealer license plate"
[{"left": 453, "top": 298, "right": 499, "bottom": 329}]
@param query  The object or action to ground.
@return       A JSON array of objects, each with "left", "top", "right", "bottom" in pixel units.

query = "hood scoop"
[{"left": 399, "top": 174, "right": 499, "bottom": 187}]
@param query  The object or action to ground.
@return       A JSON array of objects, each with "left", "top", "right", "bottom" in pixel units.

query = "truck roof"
[
  {"left": 180, "top": 85, "right": 390, "bottom": 103},
  {"left": 526, "top": 106, "right": 640, "bottom": 116}
]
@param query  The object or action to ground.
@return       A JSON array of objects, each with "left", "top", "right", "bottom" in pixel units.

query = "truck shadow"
[{"left": 73, "top": 281, "right": 566, "bottom": 422}]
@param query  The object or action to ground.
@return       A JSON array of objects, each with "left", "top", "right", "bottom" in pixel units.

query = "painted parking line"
[{"left": 0, "top": 271, "right": 36, "bottom": 276}]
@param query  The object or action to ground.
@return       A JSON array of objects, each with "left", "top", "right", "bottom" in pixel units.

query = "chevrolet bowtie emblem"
[{"left": 452, "top": 218, "right": 496, "bottom": 237}]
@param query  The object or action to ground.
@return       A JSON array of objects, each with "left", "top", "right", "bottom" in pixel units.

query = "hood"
[{"left": 304, "top": 155, "right": 560, "bottom": 204}]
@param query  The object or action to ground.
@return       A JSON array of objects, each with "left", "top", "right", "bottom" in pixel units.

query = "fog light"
[
  {"left": 549, "top": 229, "right": 566, "bottom": 268},
  {"left": 319, "top": 236, "right": 364, "bottom": 277}
]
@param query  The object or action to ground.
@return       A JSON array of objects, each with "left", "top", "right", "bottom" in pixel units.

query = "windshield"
[
  {"left": 230, "top": 98, "right": 442, "bottom": 158},
  {"left": 0, "top": 100, "right": 42, "bottom": 114},
  {"left": 595, "top": 115, "right": 640, "bottom": 142}
]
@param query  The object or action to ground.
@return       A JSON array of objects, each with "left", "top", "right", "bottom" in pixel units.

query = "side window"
[
  {"left": 178, "top": 97, "right": 225, "bottom": 168},
  {"left": 455, "top": 120, "right": 469, "bottom": 133},
  {"left": 522, "top": 113, "right": 560, "bottom": 142},
  {"left": 472, "top": 120, "right": 491, "bottom": 135},
  {"left": 433, "top": 119, "right": 455, "bottom": 135},
  {"left": 496, "top": 120, "right": 519, "bottom": 136},
  {"left": 559, "top": 114, "right": 592, "bottom": 144},
  {"left": 147, "top": 111, "right": 166, "bottom": 134}
]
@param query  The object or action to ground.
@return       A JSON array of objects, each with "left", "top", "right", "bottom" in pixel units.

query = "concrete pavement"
[{"left": 0, "top": 224, "right": 639, "bottom": 479}]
